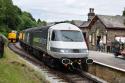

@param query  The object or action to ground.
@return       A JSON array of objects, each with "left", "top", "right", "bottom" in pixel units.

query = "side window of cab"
[{"left": 51, "top": 31, "right": 55, "bottom": 41}]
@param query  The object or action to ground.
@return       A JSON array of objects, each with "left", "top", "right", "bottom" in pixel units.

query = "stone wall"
[
  {"left": 80, "top": 19, "right": 125, "bottom": 51},
  {"left": 89, "top": 63, "right": 125, "bottom": 83}
]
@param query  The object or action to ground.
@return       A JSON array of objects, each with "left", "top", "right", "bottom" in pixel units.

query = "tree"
[
  {"left": 23, "top": 12, "right": 36, "bottom": 21},
  {"left": 37, "top": 19, "right": 47, "bottom": 26},
  {"left": 13, "top": 5, "right": 22, "bottom": 15},
  {"left": 0, "top": 0, "right": 38, "bottom": 34},
  {"left": 3, "top": 0, "right": 21, "bottom": 30},
  {"left": 19, "top": 12, "right": 37, "bottom": 30},
  {"left": 0, "top": 0, "right": 6, "bottom": 25}
]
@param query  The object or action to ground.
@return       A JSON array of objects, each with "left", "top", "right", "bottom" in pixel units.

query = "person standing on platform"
[
  {"left": 96, "top": 39, "right": 100, "bottom": 51},
  {"left": 111, "top": 39, "right": 120, "bottom": 57},
  {"left": 0, "top": 36, "right": 4, "bottom": 58},
  {"left": 100, "top": 39, "right": 104, "bottom": 52}
]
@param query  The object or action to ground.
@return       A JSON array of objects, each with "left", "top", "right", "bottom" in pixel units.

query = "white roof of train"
[
  {"left": 23, "top": 23, "right": 81, "bottom": 32},
  {"left": 50, "top": 23, "right": 81, "bottom": 31}
]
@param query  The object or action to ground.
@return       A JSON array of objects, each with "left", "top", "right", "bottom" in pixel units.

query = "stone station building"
[{"left": 77, "top": 8, "right": 125, "bottom": 52}]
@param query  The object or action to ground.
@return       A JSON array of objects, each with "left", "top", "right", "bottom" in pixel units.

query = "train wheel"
[
  {"left": 35, "top": 50, "right": 40, "bottom": 59},
  {"left": 42, "top": 54, "right": 50, "bottom": 65},
  {"left": 29, "top": 47, "right": 32, "bottom": 55},
  {"left": 49, "top": 59, "right": 55, "bottom": 68},
  {"left": 54, "top": 59, "right": 62, "bottom": 69},
  {"left": 39, "top": 51, "right": 43, "bottom": 61}
]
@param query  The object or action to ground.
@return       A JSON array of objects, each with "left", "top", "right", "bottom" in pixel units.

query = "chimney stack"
[{"left": 88, "top": 8, "right": 95, "bottom": 21}]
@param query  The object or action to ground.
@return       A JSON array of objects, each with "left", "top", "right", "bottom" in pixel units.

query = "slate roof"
[
  {"left": 79, "top": 15, "right": 125, "bottom": 29},
  {"left": 97, "top": 15, "right": 125, "bottom": 29},
  {"left": 79, "top": 21, "right": 91, "bottom": 28}
]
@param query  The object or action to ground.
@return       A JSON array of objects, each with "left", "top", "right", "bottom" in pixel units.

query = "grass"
[{"left": 0, "top": 46, "right": 43, "bottom": 83}]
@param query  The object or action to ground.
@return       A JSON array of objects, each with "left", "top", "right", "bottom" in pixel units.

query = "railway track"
[{"left": 8, "top": 42, "right": 107, "bottom": 83}]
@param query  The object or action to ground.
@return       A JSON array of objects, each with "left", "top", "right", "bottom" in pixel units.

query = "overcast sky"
[{"left": 12, "top": 0, "right": 125, "bottom": 22}]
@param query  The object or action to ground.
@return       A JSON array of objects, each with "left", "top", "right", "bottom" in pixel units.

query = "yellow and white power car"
[{"left": 8, "top": 30, "right": 18, "bottom": 43}]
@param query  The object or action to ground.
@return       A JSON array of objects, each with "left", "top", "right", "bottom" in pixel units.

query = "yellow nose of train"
[{"left": 8, "top": 31, "right": 17, "bottom": 43}]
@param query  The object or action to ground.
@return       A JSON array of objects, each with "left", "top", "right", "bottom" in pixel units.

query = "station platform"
[{"left": 89, "top": 51, "right": 125, "bottom": 71}]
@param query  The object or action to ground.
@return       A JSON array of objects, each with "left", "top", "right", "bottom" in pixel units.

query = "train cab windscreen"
[{"left": 51, "top": 30, "right": 84, "bottom": 42}]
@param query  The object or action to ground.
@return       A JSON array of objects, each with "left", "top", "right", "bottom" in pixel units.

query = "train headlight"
[
  {"left": 51, "top": 47, "right": 69, "bottom": 53},
  {"left": 60, "top": 50, "right": 65, "bottom": 53},
  {"left": 60, "top": 49, "right": 69, "bottom": 53}
]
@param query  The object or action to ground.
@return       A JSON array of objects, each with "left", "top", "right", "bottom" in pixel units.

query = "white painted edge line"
[{"left": 93, "top": 61, "right": 125, "bottom": 72}]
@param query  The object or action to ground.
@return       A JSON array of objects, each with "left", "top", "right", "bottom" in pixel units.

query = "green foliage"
[
  {"left": 0, "top": 0, "right": 47, "bottom": 35},
  {"left": 37, "top": 19, "right": 47, "bottom": 26},
  {"left": 13, "top": 5, "right": 22, "bottom": 15},
  {"left": 19, "top": 12, "right": 37, "bottom": 30}
]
